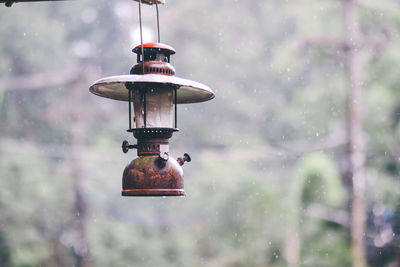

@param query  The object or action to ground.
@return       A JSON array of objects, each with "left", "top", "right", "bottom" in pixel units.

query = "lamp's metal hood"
[{"left": 89, "top": 74, "right": 215, "bottom": 104}]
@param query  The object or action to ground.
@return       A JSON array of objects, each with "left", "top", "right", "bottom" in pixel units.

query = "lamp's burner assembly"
[{"left": 89, "top": 1, "right": 215, "bottom": 197}]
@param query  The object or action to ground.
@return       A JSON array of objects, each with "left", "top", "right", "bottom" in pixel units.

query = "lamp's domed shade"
[{"left": 89, "top": 74, "right": 215, "bottom": 104}]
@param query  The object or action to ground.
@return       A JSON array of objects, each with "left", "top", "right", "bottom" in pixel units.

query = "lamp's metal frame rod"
[
  {"left": 128, "top": 88, "right": 132, "bottom": 129},
  {"left": 138, "top": 0, "right": 147, "bottom": 129},
  {"left": 143, "top": 91, "right": 147, "bottom": 128},
  {"left": 174, "top": 88, "right": 177, "bottom": 128}
]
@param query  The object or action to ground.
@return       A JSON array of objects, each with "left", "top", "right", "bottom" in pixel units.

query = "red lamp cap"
[{"left": 133, "top": 42, "right": 176, "bottom": 55}]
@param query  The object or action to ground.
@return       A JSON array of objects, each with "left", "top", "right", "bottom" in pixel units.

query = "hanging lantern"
[
  {"left": 89, "top": 0, "right": 214, "bottom": 197},
  {"left": 89, "top": 42, "right": 214, "bottom": 196}
]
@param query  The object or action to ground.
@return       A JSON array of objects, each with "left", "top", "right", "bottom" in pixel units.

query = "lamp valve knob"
[
  {"left": 122, "top": 140, "right": 137, "bottom": 153},
  {"left": 178, "top": 153, "right": 191, "bottom": 166}
]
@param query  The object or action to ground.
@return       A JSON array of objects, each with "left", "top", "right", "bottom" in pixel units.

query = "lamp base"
[{"left": 122, "top": 189, "right": 185, "bottom": 197}]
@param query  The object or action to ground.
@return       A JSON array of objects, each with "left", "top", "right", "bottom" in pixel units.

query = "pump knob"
[{"left": 122, "top": 140, "right": 137, "bottom": 153}]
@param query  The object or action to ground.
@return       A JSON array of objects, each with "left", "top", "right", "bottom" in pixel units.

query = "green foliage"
[{"left": 293, "top": 152, "right": 345, "bottom": 207}]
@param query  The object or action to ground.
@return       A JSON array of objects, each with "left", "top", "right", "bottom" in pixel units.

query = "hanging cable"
[
  {"left": 156, "top": 3, "right": 161, "bottom": 43},
  {"left": 138, "top": 0, "right": 145, "bottom": 74}
]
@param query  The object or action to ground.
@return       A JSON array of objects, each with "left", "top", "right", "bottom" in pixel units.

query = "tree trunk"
[
  {"left": 343, "top": 0, "right": 367, "bottom": 266},
  {"left": 69, "top": 65, "right": 91, "bottom": 267}
]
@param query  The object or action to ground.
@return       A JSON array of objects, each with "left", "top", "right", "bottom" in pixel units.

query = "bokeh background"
[{"left": 0, "top": 0, "right": 399, "bottom": 266}]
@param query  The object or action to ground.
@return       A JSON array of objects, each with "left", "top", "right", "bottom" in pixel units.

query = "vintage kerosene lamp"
[{"left": 89, "top": 0, "right": 215, "bottom": 196}]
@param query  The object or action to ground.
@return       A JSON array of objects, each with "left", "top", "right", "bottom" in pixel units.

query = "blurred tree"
[
  {"left": 286, "top": 152, "right": 348, "bottom": 267},
  {"left": 0, "top": 230, "right": 11, "bottom": 266}
]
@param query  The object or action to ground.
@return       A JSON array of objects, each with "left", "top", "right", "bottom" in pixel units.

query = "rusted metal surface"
[
  {"left": 126, "top": 128, "right": 177, "bottom": 156},
  {"left": 138, "top": 140, "right": 165, "bottom": 154},
  {"left": 131, "top": 42, "right": 176, "bottom": 76},
  {"left": 137, "top": 139, "right": 167, "bottom": 156},
  {"left": 122, "top": 127, "right": 184, "bottom": 196},
  {"left": 122, "top": 155, "right": 184, "bottom": 196},
  {"left": 131, "top": 61, "right": 175, "bottom": 76}
]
